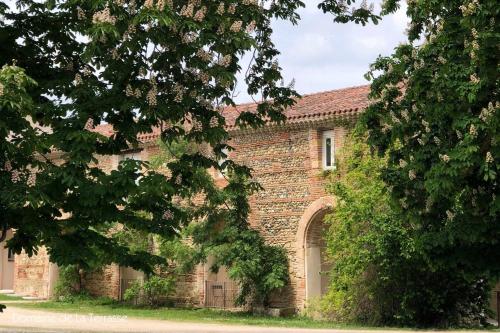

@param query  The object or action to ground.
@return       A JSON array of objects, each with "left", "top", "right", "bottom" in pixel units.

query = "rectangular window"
[
  {"left": 322, "top": 130, "right": 335, "bottom": 170},
  {"left": 7, "top": 248, "right": 14, "bottom": 262},
  {"left": 120, "top": 151, "right": 142, "bottom": 184}
]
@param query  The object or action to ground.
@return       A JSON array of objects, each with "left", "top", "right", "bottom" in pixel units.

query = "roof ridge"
[{"left": 297, "top": 84, "right": 371, "bottom": 99}]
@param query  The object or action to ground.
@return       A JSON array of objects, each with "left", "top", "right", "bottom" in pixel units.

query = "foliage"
[
  {"left": 124, "top": 275, "right": 175, "bottom": 307},
  {"left": 324, "top": 130, "right": 494, "bottom": 327},
  {"left": 53, "top": 265, "right": 82, "bottom": 300},
  {"left": 0, "top": 0, "right": 305, "bottom": 278},
  {"left": 360, "top": 0, "right": 500, "bottom": 326},
  {"left": 322, "top": 130, "right": 409, "bottom": 325}
]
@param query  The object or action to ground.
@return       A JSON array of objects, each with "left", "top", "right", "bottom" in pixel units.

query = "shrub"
[
  {"left": 53, "top": 265, "right": 82, "bottom": 301},
  {"left": 124, "top": 275, "right": 174, "bottom": 307}
]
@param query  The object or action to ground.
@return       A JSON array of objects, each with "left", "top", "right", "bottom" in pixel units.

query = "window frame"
[
  {"left": 322, "top": 130, "right": 335, "bottom": 170},
  {"left": 7, "top": 248, "right": 15, "bottom": 262},
  {"left": 217, "top": 147, "right": 229, "bottom": 178}
]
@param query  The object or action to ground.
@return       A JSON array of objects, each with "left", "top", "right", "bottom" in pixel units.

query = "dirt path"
[{"left": 0, "top": 306, "right": 494, "bottom": 333}]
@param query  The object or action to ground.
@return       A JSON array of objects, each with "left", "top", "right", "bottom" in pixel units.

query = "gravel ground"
[{"left": 0, "top": 306, "right": 497, "bottom": 333}]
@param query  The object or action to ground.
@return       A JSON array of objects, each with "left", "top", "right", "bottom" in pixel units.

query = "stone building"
[{"left": 3, "top": 84, "right": 496, "bottom": 314}]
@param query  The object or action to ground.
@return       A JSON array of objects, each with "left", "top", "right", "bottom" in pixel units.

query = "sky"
[{"left": 234, "top": 0, "right": 409, "bottom": 102}]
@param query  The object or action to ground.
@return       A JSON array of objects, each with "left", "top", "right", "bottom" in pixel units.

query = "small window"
[
  {"left": 120, "top": 151, "right": 142, "bottom": 183},
  {"left": 322, "top": 130, "right": 335, "bottom": 170},
  {"left": 7, "top": 248, "right": 15, "bottom": 262},
  {"left": 121, "top": 152, "right": 141, "bottom": 161}
]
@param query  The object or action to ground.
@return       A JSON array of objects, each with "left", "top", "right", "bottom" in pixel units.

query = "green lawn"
[
  {"left": 11, "top": 299, "right": 376, "bottom": 330},
  {"left": 11, "top": 299, "right": 500, "bottom": 330},
  {"left": 0, "top": 293, "right": 25, "bottom": 301}
]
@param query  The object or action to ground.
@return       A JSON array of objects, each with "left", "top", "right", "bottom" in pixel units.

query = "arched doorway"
[
  {"left": 304, "top": 210, "right": 331, "bottom": 299},
  {"left": 297, "top": 197, "right": 336, "bottom": 303}
]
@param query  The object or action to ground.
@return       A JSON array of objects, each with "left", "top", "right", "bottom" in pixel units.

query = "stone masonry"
[{"left": 9, "top": 86, "right": 372, "bottom": 311}]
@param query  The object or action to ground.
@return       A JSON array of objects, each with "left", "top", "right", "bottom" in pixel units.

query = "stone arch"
[{"left": 296, "top": 196, "right": 336, "bottom": 303}]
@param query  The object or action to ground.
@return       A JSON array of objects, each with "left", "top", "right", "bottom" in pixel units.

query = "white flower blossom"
[
  {"left": 83, "top": 66, "right": 92, "bottom": 77},
  {"left": 228, "top": 4, "right": 236, "bottom": 14},
  {"left": 192, "top": 118, "right": 202, "bottom": 131},
  {"left": 180, "top": 3, "right": 194, "bottom": 17},
  {"left": 198, "top": 71, "right": 210, "bottom": 84},
  {"left": 230, "top": 20, "right": 243, "bottom": 33},
  {"left": 0, "top": 82, "right": 4, "bottom": 96},
  {"left": 408, "top": 170, "right": 416, "bottom": 180},
  {"left": 218, "top": 55, "right": 232, "bottom": 67},
  {"left": 439, "top": 154, "right": 450, "bottom": 163},
  {"left": 126, "top": 84, "right": 134, "bottom": 97},
  {"left": 146, "top": 85, "right": 157, "bottom": 107},
  {"left": 216, "top": 2, "right": 225, "bottom": 15},
  {"left": 459, "top": 0, "right": 478, "bottom": 16},
  {"left": 193, "top": 6, "right": 207, "bottom": 22},
  {"left": 470, "top": 73, "right": 480, "bottom": 84},
  {"left": 27, "top": 172, "right": 36, "bottom": 187},
  {"left": 134, "top": 88, "right": 142, "bottom": 98},
  {"left": 399, "top": 159, "right": 407, "bottom": 168},
  {"left": 196, "top": 49, "right": 212, "bottom": 62},
  {"left": 11, "top": 169, "right": 20, "bottom": 183},
  {"left": 469, "top": 124, "right": 477, "bottom": 138},
  {"left": 446, "top": 210, "right": 455, "bottom": 221},
  {"left": 479, "top": 102, "right": 496, "bottom": 123},
  {"left": 92, "top": 7, "right": 116, "bottom": 25},
  {"left": 74, "top": 73, "right": 83, "bottom": 86},
  {"left": 486, "top": 152, "right": 493, "bottom": 163},
  {"left": 111, "top": 48, "right": 119, "bottom": 60}
]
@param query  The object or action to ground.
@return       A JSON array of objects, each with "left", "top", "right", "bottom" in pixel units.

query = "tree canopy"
[
  {"left": 364, "top": 0, "right": 499, "bottom": 284},
  {"left": 361, "top": 0, "right": 499, "bottom": 325},
  {"left": 0, "top": 0, "right": 302, "bottom": 273}
]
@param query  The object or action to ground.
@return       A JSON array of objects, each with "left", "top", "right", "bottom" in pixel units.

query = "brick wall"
[
  {"left": 83, "top": 265, "right": 120, "bottom": 299},
  {"left": 227, "top": 121, "right": 349, "bottom": 309},
  {"left": 14, "top": 247, "right": 51, "bottom": 298},
  {"left": 12, "top": 120, "right": 352, "bottom": 310}
]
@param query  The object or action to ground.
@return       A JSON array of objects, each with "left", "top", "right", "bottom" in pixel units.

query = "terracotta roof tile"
[
  {"left": 93, "top": 85, "right": 370, "bottom": 142},
  {"left": 222, "top": 85, "right": 370, "bottom": 128}
]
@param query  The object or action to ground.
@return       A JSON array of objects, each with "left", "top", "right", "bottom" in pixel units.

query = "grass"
[
  {"left": 0, "top": 293, "right": 25, "bottom": 301},
  {"left": 11, "top": 298, "right": 374, "bottom": 330},
  {"left": 11, "top": 299, "right": 500, "bottom": 331}
]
